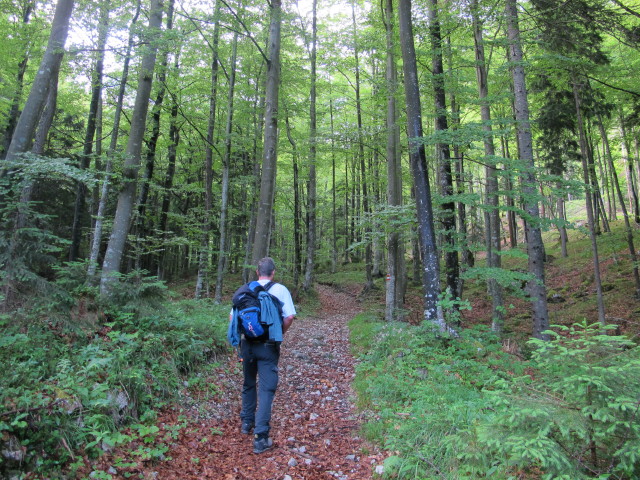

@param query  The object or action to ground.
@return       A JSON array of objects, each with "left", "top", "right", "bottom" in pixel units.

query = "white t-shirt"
[
  {"left": 230, "top": 280, "right": 296, "bottom": 319},
  {"left": 257, "top": 279, "right": 296, "bottom": 318}
]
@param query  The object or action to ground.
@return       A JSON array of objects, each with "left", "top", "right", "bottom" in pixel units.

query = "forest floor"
[{"left": 83, "top": 284, "right": 385, "bottom": 480}]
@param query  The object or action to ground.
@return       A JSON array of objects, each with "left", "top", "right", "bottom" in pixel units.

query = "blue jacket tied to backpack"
[{"left": 227, "top": 281, "right": 284, "bottom": 347}]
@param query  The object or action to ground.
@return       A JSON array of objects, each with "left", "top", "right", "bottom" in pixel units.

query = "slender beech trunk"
[
  {"left": 573, "top": 81, "right": 606, "bottom": 324},
  {"left": 286, "top": 113, "right": 302, "bottom": 288},
  {"left": 100, "top": 0, "right": 164, "bottom": 296},
  {"left": 350, "top": 2, "right": 374, "bottom": 290},
  {"left": 428, "top": 0, "right": 459, "bottom": 300},
  {"left": 472, "top": 0, "right": 504, "bottom": 332},
  {"left": 505, "top": 0, "right": 550, "bottom": 340},
  {"left": 157, "top": 55, "right": 180, "bottom": 279},
  {"left": 330, "top": 95, "right": 338, "bottom": 273},
  {"left": 195, "top": 0, "right": 221, "bottom": 298},
  {"left": 398, "top": 0, "right": 443, "bottom": 325},
  {"left": 384, "top": 0, "right": 406, "bottom": 322},
  {"left": 5, "top": 0, "right": 74, "bottom": 165},
  {"left": 303, "top": 0, "right": 318, "bottom": 291},
  {"left": 70, "top": 0, "right": 110, "bottom": 262},
  {"left": 250, "top": 0, "right": 282, "bottom": 269},
  {"left": 87, "top": 0, "right": 141, "bottom": 280},
  {"left": 213, "top": 30, "right": 238, "bottom": 302}
]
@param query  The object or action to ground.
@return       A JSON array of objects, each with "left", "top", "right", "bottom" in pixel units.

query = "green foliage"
[
  {"left": 452, "top": 321, "right": 640, "bottom": 479},
  {"left": 0, "top": 275, "right": 230, "bottom": 476},
  {"left": 0, "top": 155, "right": 97, "bottom": 309},
  {"left": 352, "top": 315, "right": 640, "bottom": 479},
  {"left": 350, "top": 316, "right": 521, "bottom": 479}
]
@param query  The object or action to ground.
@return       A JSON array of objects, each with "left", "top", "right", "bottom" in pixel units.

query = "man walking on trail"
[{"left": 228, "top": 257, "right": 296, "bottom": 454}]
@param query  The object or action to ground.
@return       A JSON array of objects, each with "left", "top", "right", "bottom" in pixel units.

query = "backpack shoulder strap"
[{"left": 264, "top": 281, "right": 275, "bottom": 292}]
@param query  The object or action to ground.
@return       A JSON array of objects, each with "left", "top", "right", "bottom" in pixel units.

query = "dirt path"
[{"left": 89, "top": 284, "right": 384, "bottom": 480}]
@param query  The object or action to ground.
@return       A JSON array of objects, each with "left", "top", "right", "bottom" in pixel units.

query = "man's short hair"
[{"left": 257, "top": 257, "right": 276, "bottom": 277}]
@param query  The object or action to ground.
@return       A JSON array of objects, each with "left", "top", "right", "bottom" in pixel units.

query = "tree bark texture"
[
  {"left": 398, "top": 0, "right": 441, "bottom": 323},
  {"left": 505, "top": 0, "right": 550, "bottom": 340},
  {"left": 428, "top": 0, "right": 460, "bottom": 301},
  {"left": 384, "top": 0, "right": 406, "bottom": 322}
]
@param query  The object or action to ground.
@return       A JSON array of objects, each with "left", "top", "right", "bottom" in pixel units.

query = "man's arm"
[{"left": 282, "top": 315, "right": 295, "bottom": 334}]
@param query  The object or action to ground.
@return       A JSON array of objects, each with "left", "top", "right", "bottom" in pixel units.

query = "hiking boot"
[
  {"left": 241, "top": 422, "right": 254, "bottom": 435},
  {"left": 253, "top": 435, "right": 274, "bottom": 454}
]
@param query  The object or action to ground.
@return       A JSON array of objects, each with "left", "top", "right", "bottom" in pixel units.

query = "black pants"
[{"left": 240, "top": 339, "right": 280, "bottom": 437}]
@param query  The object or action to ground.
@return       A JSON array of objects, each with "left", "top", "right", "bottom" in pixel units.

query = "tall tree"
[
  {"left": 471, "top": 0, "right": 504, "bottom": 333},
  {"left": 100, "top": 0, "right": 164, "bottom": 296},
  {"left": 302, "top": 0, "right": 318, "bottom": 292},
  {"left": 195, "top": 0, "right": 222, "bottom": 298},
  {"left": 398, "top": 0, "right": 442, "bottom": 325},
  {"left": 4, "top": 0, "right": 74, "bottom": 166},
  {"left": 573, "top": 81, "right": 606, "bottom": 324},
  {"left": 214, "top": 27, "right": 239, "bottom": 303},
  {"left": 427, "top": 0, "right": 459, "bottom": 302},
  {"left": 505, "top": 0, "right": 550, "bottom": 340},
  {"left": 250, "top": 0, "right": 282, "bottom": 270},
  {"left": 350, "top": 1, "right": 374, "bottom": 290},
  {"left": 383, "top": 0, "right": 406, "bottom": 322}
]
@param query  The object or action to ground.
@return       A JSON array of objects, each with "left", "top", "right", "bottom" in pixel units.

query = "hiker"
[{"left": 228, "top": 257, "right": 296, "bottom": 454}]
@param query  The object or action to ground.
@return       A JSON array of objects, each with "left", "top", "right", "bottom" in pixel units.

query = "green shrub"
[
  {"left": 0, "top": 286, "right": 229, "bottom": 476},
  {"left": 453, "top": 321, "right": 640, "bottom": 479}
]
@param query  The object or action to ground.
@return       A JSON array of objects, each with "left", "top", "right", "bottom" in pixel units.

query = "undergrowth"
[
  {"left": 350, "top": 314, "right": 640, "bottom": 479},
  {"left": 0, "top": 264, "right": 230, "bottom": 478}
]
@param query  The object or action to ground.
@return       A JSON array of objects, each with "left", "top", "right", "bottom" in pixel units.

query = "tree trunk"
[
  {"left": 472, "top": 0, "right": 504, "bottom": 333},
  {"left": 350, "top": 1, "right": 374, "bottom": 290},
  {"left": 573, "top": 81, "right": 606, "bottom": 324},
  {"left": 505, "top": 0, "right": 550, "bottom": 340},
  {"left": 158, "top": 57, "right": 181, "bottom": 279},
  {"left": 5, "top": 0, "right": 74, "bottom": 165},
  {"left": 330, "top": 95, "right": 338, "bottom": 273},
  {"left": 250, "top": 0, "right": 282, "bottom": 269},
  {"left": 100, "top": 0, "right": 164, "bottom": 296},
  {"left": 398, "top": 0, "right": 442, "bottom": 325},
  {"left": 214, "top": 29, "right": 239, "bottom": 302},
  {"left": 428, "top": 0, "right": 460, "bottom": 301},
  {"left": 285, "top": 113, "right": 302, "bottom": 288},
  {"left": 87, "top": 0, "right": 141, "bottom": 280},
  {"left": 31, "top": 76, "right": 58, "bottom": 156},
  {"left": 303, "top": 0, "right": 318, "bottom": 292},
  {"left": 384, "top": 0, "right": 406, "bottom": 322},
  {"left": 69, "top": 0, "right": 110, "bottom": 262},
  {"left": 195, "top": 0, "right": 221, "bottom": 298}
]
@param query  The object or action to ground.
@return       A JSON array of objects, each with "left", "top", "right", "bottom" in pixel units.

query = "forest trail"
[{"left": 92, "top": 284, "right": 384, "bottom": 480}]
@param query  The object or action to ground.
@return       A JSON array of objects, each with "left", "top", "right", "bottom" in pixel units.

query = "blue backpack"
[{"left": 231, "top": 281, "right": 282, "bottom": 340}]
